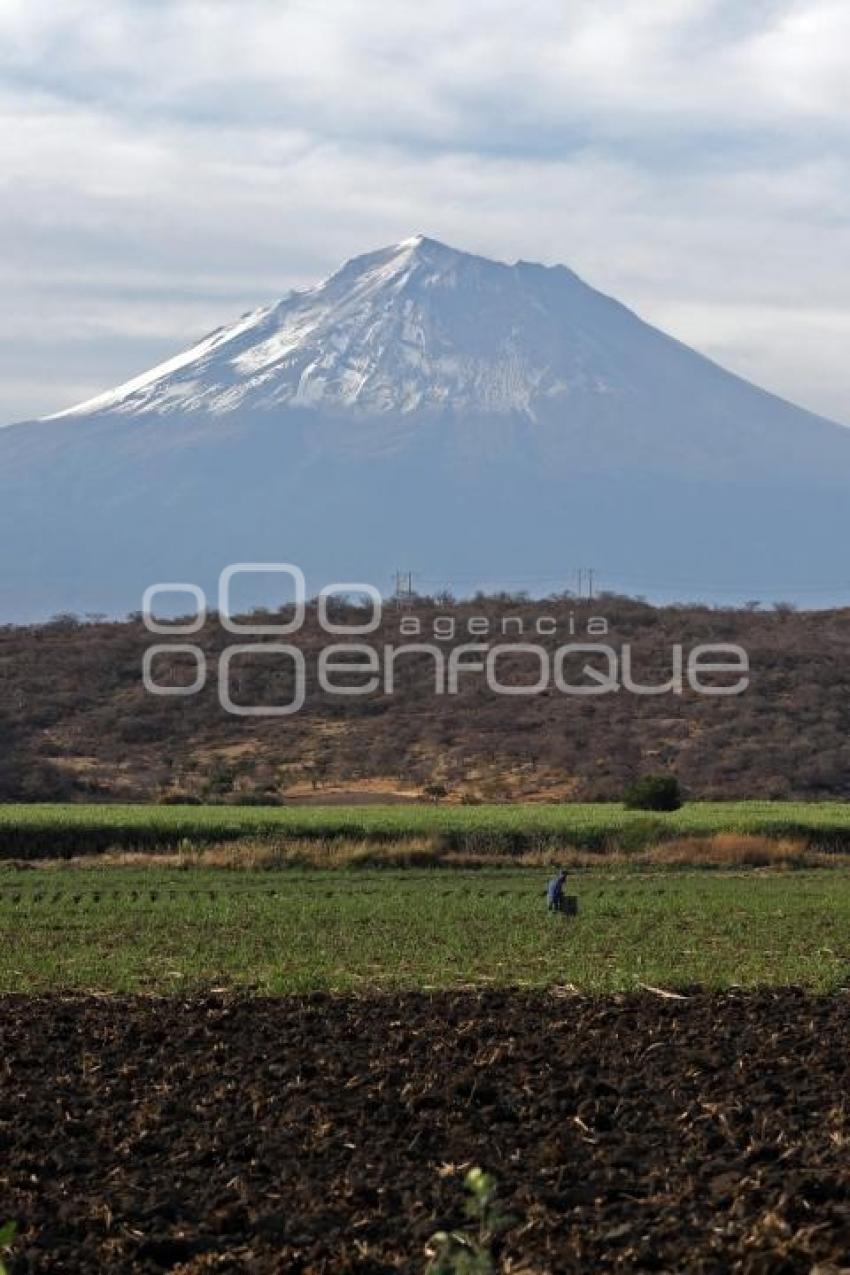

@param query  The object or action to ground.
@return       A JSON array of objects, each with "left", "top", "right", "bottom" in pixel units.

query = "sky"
[{"left": 1, "top": 0, "right": 849, "bottom": 426}]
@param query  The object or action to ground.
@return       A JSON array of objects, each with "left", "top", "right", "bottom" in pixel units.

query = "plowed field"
[{"left": 2, "top": 990, "right": 849, "bottom": 1272}]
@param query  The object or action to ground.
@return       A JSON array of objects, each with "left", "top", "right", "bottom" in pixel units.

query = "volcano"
[{"left": 3, "top": 235, "right": 850, "bottom": 618}]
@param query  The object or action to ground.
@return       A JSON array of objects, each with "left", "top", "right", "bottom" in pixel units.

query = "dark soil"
[{"left": 1, "top": 990, "right": 849, "bottom": 1273}]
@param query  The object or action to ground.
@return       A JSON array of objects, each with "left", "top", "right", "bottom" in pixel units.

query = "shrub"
[{"left": 623, "top": 774, "right": 682, "bottom": 812}]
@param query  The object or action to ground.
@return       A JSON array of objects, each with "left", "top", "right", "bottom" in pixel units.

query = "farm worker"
[{"left": 546, "top": 869, "right": 568, "bottom": 912}]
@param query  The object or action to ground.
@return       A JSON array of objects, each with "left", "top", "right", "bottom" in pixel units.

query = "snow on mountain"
[
  {"left": 43, "top": 235, "right": 638, "bottom": 421},
  {"left": 4, "top": 235, "right": 850, "bottom": 619}
]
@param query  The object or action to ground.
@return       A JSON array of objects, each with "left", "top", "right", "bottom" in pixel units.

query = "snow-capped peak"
[{"left": 43, "top": 237, "right": 613, "bottom": 422}]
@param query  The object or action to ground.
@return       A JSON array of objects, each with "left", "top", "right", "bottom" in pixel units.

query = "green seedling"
[{"left": 427, "top": 1167, "right": 510, "bottom": 1275}]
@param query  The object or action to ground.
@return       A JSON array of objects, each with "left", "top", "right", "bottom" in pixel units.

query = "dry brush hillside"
[{"left": 2, "top": 594, "right": 850, "bottom": 802}]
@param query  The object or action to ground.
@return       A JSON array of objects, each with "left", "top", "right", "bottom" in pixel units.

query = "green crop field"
[
  {"left": 1, "top": 866, "right": 849, "bottom": 993},
  {"left": 5, "top": 800, "right": 850, "bottom": 859}
]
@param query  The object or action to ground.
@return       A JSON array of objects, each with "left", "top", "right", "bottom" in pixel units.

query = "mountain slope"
[
  {"left": 45, "top": 234, "right": 660, "bottom": 421},
  {"left": 4, "top": 596, "right": 850, "bottom": 803},
  {"left": 40, "top": 234, "right": 850, "bottom": 478},
  {"left": 3, "top": 236, "right": 850, "bottom": 619}
]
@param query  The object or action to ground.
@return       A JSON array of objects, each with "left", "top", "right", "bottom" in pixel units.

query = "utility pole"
[
  {"left": 393, "top": 570, "right": 415, "bottom": 610},
  {"left": 575, "top": 567, "right": 597, "bottom": 600}
]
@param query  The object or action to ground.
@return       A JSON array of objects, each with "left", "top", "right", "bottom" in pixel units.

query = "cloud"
[
  {"left": 0, "top": 0, "right": 848, "bottom": 424},
  {"left": 3, "top": 0, "right": 847, "bottom": 142}
]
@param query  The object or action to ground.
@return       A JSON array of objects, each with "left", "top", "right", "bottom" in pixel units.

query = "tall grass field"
[{"left": 5, "top": 801, "right": 850, "bottom": 858}]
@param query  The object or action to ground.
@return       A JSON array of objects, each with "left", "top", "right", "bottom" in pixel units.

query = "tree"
[{"left": 623, "top": 774, "right": 682, "bottom": 812}]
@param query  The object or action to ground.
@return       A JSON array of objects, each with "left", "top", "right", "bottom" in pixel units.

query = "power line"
[{"left": 411, "top": 570, "right": 850, "bottom": 597}]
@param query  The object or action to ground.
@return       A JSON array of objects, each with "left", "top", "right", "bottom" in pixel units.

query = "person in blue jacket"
[{"left": 547, "top": 868, "right": 568, "bottom": 912}]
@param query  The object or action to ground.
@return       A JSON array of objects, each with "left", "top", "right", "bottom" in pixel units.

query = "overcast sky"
[{"left": 1, "top": 0, "right": 849, "bottom": 425}]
